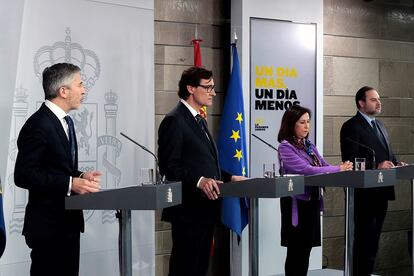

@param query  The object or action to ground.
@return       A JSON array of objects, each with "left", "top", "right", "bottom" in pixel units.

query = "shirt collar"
[
  {"left": 180, "top": 99, "right": 199, "bottom": 118},
  {"left": 45, "top": 100, "right": 68, "bottom": 120},
  {"left": 358, "top": 110, "right": 375, "bottom": 125}
]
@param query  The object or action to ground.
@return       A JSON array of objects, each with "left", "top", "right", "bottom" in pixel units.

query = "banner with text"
[{"left": 250, "top": 18, "right": 318, "bottom": 274}]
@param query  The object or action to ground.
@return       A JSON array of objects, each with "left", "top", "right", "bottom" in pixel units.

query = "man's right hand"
[
  {"left": 72, "top": 177, "right": 100, "bottom": 194},
  {"left": 339, "top": 161, "right": 353, "bottom": 171}
]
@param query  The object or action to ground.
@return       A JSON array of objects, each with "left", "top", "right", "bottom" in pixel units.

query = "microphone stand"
[
  {"left": 117, "top": 132, "right": 163, "bottom": 276},
  {"left": 251, "top": 134, "right": 284, "bottom": 176},
  {"left": 346, "top": 137, "right": 376, "bottom": 169},
  {"left": 250, "top": 133, "right": 283, "bottom": 276},
  {"left": 120, "top": 132, "right": 163, "bottom": 184},
  {"left": 344, "top": 137, "right": 376, "bottom": 276}
]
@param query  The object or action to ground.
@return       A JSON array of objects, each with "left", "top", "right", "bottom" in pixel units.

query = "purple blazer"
[
  {"left": 278, "top": 140, "right": 340, "bottom": 226},
  {"left": 278, "top": 140, "right": 340, "bottom": 176}
]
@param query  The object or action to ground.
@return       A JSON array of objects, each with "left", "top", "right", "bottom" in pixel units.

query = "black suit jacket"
[
  {"left": 14, "top": 103, "right": 84, "bottom": 239},
  {"left": 340, "top": 111, "right": 396, "bottom": 201},
  {"left": 158, "top": 102, "right": 230, "bottom": 224}
]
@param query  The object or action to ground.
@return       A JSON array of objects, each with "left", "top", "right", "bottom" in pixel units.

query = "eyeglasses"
[{"left": 198, "top": 84, "right": 215, "bottom": 93}]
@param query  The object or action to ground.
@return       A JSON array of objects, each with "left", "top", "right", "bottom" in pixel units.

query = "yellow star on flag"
[
  {"left": 234, "top": 149, "right": 243, "bottom": 162},
  {"left": 230, "top": 130, "right": 240, "bottom": 143},
  {"left": 242, "top": 167, "right": 246, "bottom": 176},
  {"left": 236, "top": 112, "right": 243, "bottom": 124}
]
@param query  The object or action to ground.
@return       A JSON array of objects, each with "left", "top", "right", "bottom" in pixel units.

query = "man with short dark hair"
[
  {"left": 158, "top": 66, "right": 244, "bottom": 276},
  {"left": 340, "top": 86, "right": 404, "bottom": 275},
  {"left": 14, "top": 63, "right": 102, "bottom": 276}
]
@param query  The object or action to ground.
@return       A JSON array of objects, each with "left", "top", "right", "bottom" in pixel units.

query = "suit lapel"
[
  {"left": 178, "top": 102, "right": 218, "bottom": 158},
  {"left": 355, "top": 112, "right": 389, "bottom": 153},
  {"left": 73, "top": 125, "right": 79, "bottom": 171},
  {"left": 376, "top": 120, "right": 391, "bottom": 155},
  {"left": 199, "top": 118, "right": 221, "bottom": 177},
  {"left": 202, "top": 120, "right": 219, "bottom": 159},
  {"left": 41, "top": 104, "right": 74, "bottom": 169}
]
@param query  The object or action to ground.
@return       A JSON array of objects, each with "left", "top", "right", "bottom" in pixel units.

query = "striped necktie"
[
  {"left": 195, "top": 114, "right": 208, "bottom": 133},
  {"left": 64, "top": 115, "right": 76, "bottom": 167}
]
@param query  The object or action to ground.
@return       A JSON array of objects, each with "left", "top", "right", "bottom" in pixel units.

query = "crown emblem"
[
  {"left": 105, "top": 90, "right": 118, "bottom": 104},
  {"left": 14, "top": 85, "right": 28, "bottom": 103},
  {"left": 33, "top": 28, "right": 101, "bottom": 100}
]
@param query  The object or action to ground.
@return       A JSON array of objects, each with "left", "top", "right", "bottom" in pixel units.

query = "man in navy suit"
[
  {"left": 158, "top": 67, "right": 244, "bottom": 276},
  {"left": 14, "top": 63, "right": 101, "bottom": 276},
  {"left": 340, "top": 86, "right": 404, "bottom": 275}
]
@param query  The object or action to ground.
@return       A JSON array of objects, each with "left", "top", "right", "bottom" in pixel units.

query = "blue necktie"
[
  {"left": 371, "top": 120, "right": 387, "bottom": 149},
  {"left": 64, "top": 115, "right": 76, "bottom": 167}
]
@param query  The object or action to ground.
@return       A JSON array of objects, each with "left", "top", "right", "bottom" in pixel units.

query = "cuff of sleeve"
[
  {"left": 67, "top": 176, "right": 72, "bottom": 196},
  {"left": 197, "top": 176, "right": 204, "bottom": 188}
]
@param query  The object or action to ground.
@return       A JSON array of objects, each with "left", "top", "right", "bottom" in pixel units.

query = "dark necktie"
[
  {"left": 64, "top": 115, "right": 76, "bottom": 167},
  {"left": 195, "top": 114, "right": 220, "bottom": 175},
  {"left": 371, "top": 120, "right": 387, "bottom": 149},
  {"left": 195, "top": 114, "right": 209, "bottom": 136}
]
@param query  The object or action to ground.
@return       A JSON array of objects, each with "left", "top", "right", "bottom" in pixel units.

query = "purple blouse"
[{"left": 278, "top": 140, "right": 340, "bottom": 226}]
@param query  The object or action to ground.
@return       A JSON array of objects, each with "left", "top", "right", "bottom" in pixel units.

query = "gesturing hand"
[
  {"left": 72, "top": 171, "right": 102, "bottom": 194},
  {"left": 82, "top": 171, "right": 103, "bottom": 183}
]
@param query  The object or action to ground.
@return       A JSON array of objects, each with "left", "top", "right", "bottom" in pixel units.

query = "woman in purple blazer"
[{"left": 277, "top": 105, "right": 352, "bottom": 276}]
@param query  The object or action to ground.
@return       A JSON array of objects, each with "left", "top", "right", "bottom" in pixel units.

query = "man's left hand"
[
  {"left": 82, "top": 171, "right": 103, "bottom": 184},
  {"left": 199, "top": 178, "right": 222, "bottom": 200}
]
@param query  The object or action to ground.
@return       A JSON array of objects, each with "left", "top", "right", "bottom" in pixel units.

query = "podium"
[
  {"left": 220, "top": 176, "right": 305, "bottom": 276},
  {"left": 305, "top": 169, "right": 396, "bottom": 276},
  {"left": 65, "top": 182, "right": 182, "bottom": 276},
  {"left": 394, "top": 163, "right": 414, "bottom": 180},
  {"left": 394, "top": 164, "right": 414, "bottom": 276}
]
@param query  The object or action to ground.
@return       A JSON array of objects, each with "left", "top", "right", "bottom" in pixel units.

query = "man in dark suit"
[
  {"left": 158, "top": 67, "right": 244, "bottom": 276},
  {"left": 340, "top": 86, "right": 404, "bottom": 275},
  {"left": 14, "top": 63, "right": 101, "bottom": 276}
]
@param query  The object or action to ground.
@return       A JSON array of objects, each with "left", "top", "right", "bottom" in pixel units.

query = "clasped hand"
[
  {"left": 72, "top": 171, "right": 102, "bottom": 194},
  {"left": 340, "top": 161, "right": 353, "bottom": 171}
]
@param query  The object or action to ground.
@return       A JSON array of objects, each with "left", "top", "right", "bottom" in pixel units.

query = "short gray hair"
[{"left": 42, "top": 63, "right": 81, "bottom": 100}]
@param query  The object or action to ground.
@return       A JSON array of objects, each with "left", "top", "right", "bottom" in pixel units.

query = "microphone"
[
  {"left": 120, "top": 132, "right": 164, "bottom": 184},
  {"left": 345, "top": 137, "right": 376, "bottom": 169},
  {"left": 251, "top": 134, "right": 278, "bottom": 151},
  {"left": 251, "top": 134, "right": 284, "bottom": 176}
]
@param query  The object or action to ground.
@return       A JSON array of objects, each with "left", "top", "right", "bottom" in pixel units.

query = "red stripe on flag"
[
  {"left": 192, "top": 38, "right": 207, "bottom": 119},
  {"left": 192, "top": 39, "right": 203, "bottom": 67}
]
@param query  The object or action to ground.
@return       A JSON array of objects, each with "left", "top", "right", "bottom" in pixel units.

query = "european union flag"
[{"left": 218, "top": 44, "right": 249, "bottom": 236}]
